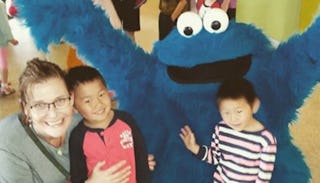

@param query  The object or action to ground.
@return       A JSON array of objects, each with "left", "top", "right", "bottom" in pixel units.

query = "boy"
[
  {"left": 66, "top": 65, "right": 150, "bottom": 183},
  {"left": 180, "top": 77, "right": 277, "bottom": 182}
]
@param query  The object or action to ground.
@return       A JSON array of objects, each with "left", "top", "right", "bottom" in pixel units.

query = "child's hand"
[
  {"left": 9, "top": 39, "right": 18, "bottom": 46},
  {"left": 179, "top": 125, "right": 200, "bottom": 155},
  {"left": 147, "top": 154, "right": 156, "bottom": 171}
]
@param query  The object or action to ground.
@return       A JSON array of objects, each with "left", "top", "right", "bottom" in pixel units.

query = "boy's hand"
[
  {"left": 179, "top": 125, "right": 200, "bottom": 155},
  {"left": 147, "top": 154, "right": 156, "bottom": 171}
]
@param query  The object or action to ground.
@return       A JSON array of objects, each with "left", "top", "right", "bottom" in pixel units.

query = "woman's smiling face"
[{"left": 24, "top": 77, "right": 74, "bottom": 140}]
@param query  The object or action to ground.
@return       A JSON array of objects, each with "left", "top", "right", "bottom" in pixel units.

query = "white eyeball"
[
  {"left": 177, "top": 12, "right": 203, "bottom": 38},
  {"left": 203, "top": 8, "right": 229, "bottom": 34}
]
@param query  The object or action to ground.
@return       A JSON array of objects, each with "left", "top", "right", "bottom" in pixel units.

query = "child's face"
[
  {"left": 73, "top": 79, "right": 112, "bottom": 125},
  {"left": 218, "top": 97, "right": 256, "bottom": 131}
]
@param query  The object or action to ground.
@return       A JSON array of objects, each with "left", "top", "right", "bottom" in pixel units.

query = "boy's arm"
[
  {"left": 125, "top": 113, "right": 151, "bottom": 183},
  {"left": 180, "top": 125, "right": 215, "bottom": 164},
  {"left": 69, "top": 129, "right": 89, "bottom": 183},
  {"left": 257, "top": 140, "right": 277, "bottom": 181}
]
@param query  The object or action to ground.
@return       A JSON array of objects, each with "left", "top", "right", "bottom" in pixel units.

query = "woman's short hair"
[{"left": 19, "top": 58, "right": 66, "bottom": 123}]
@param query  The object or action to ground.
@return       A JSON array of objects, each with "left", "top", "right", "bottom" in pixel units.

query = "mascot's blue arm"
[
  {"left": 249, "top": 15, "right": 320, "bottom": 183},
  {"left": 14, "top": 0, "right": 155, "bottom": 100},
  {"left": 271, "top": 15, "right": 320, "bottom": 109}
]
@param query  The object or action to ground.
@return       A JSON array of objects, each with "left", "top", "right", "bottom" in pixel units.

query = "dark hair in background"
[{"left": 216, "top": 77, "right": 257, "bottom": 107}]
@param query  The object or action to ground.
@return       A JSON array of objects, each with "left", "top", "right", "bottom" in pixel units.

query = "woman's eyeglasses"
[{"left": 29, "top": 96, "right": 71, "bottom": 113}]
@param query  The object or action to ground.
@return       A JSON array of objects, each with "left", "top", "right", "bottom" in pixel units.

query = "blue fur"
[{"left": 15, "top": 0, "right": 320, "bottom": 182}]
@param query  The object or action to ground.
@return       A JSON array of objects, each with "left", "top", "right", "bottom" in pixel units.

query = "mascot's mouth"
[{"left": 167, "top": 54, "right": 252, "bottom": 84}]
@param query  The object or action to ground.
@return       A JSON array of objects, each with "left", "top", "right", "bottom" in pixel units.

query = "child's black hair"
[
  {"left": 216, "top": 77, "right": 257, "bottom": 106},
  {"left": 66, "top": 65, "right": 107, "bottom": 92}
]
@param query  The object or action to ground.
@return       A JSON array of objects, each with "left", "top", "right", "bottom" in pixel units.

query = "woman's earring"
[{"left": 27, "top": 117, "right": 32, "bottom": 127}]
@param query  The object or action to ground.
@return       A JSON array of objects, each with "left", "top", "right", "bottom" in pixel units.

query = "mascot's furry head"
[{"left": 16, "top": 0, "right": 320, "bottom": 182}]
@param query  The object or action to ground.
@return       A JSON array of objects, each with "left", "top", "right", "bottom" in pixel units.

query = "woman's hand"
[{"left": 86, "top": 160, "right": 131, "bottom": 183}]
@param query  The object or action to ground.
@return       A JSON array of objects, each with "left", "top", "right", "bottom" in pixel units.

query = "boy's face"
[
  {"left": 73, "top": 79, "right": 112, "bottom": 126},
  {"left": 218, "top": 97, "right": 258, "bottom": 131}
]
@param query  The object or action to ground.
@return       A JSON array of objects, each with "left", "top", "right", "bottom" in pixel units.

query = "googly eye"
[
  {"left": 203, "top": 8, "right": 229, "bottom": 34},
  {"left": 177, "top": 12, "right": 203, "bottom": 38}
]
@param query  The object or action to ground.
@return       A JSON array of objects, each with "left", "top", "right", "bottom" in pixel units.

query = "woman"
[{"left": 0, "top": 58, "right": 155, "bottom": 182}]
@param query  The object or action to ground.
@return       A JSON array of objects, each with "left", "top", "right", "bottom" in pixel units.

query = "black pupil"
[
  {"left": 184, "top": 27, "right": 193, "bottom": 36},
  {"left": 211, "top": 21, "right": 221, "bottom": 30}
]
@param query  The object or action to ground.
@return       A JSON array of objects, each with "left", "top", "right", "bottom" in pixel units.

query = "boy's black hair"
[
  {"left": 216, "top": 77, "right": 257, "bottom": 106},
  {"left": 66, "top": 65, "right": 107, "bottom": 92}
]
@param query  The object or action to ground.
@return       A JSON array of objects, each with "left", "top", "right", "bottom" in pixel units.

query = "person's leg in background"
[
  {"left": 112, "top": 0, "right": 140, "bottom": 41},
  {"left": 0, "top": 47, "right": 15, "bottom": 95},
  {"left": 158, "top": 12, "right": 174, "bottom": 40}
]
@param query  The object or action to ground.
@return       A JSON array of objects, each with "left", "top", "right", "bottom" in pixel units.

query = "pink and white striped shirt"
[{"left": 196, "top": 121, "right": 277, "bottom": 183}]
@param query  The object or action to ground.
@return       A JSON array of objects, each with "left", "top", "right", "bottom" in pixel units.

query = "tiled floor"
[{"left": 0, "top": 1, "right": 319, "bottom": 182}]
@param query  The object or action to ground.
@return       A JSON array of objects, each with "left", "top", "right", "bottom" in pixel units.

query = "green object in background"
[
  {"left": 236, "top": 0, "right": 301, "bottom": 41},
  {"left": 299, "top": 0, "right": 320, "bottom": 31}
]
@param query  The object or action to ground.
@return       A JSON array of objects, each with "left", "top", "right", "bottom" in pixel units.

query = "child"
[
  {"left": 180, "top": 77, "right": 277, "bottom": 182},
  {"left": 0, "top": 0, "right": 18, "bottom": 96},
  {"left": 66, "top": 65, "right": 151, "bottom": 183}
]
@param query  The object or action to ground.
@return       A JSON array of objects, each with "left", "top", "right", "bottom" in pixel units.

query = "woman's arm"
[{"left": 0, "top": 150, "right": 36, "bottom": 182}]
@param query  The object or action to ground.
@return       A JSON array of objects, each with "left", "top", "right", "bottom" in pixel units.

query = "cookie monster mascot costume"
[{"left": 15, "top": 0, "right": 319, "bottom": 182}]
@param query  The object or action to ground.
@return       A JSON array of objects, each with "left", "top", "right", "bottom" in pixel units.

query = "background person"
[
  {"left": 158, "top": 0, "right": 189, "bottom": 40},
  {"left": 0, "top": 0, "right": 18, "bottom": 96},
  {"left": 220, "top": 0, "right": 237, "bottom": 20}
]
